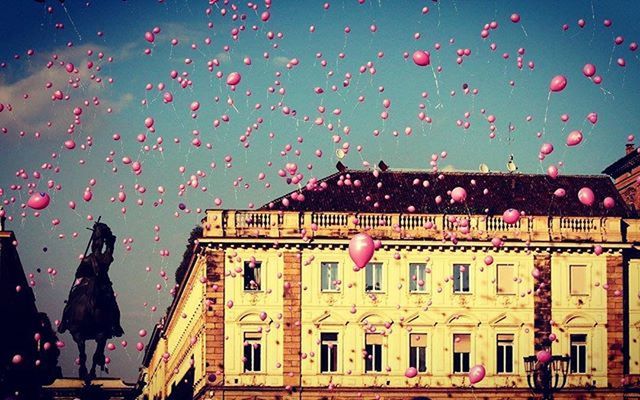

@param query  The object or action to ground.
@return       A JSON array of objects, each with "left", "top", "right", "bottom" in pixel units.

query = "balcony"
[{"left": 202, "top": 210, "right": 636, "bottom": 244}]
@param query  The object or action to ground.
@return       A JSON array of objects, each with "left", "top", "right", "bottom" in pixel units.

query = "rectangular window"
[
  {"left": 453, "top": 334, "right": 470, "bottom": 373},
  {"left": 570, "top": 265, "right": 588, "bottom": 295},
  {"left": 243, "top": 332, "right": 262, "bottom": 372},
  {"left": 497, "top": 264, "right": 516, "bottom": 295},
  {"left": 244, "top": 261, "right": 262, "bottom": 291},
  {"left": 409, "top": 263, "right": 429, "bottom": 293},
  {"left": 365, "top": 263, "right": 384, "bottom": 292},
  {"left": 570, "top": 334, "right": 587, "bottom": 374},
  {"left": 496, "top": 334, "right": 514, "bottom": 374},
  {"left": 321, "top": 262, "right": 340, "bottom": 292},
  {"left": 365, "top": 334, "right": 383, "bottom": 372},
  {"left": 409, "top": 333, "right": 427, "bottom": 372},
  {"left": 320, "top": 333, "right": 338, "bottom": 373},
  {"left": 453, "top": 264, "right": 470, "bottom": 293}
]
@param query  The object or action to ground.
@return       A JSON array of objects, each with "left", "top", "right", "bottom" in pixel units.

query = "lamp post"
[{"left": 523, "top": 354, "right": 571, "bottom": 400}]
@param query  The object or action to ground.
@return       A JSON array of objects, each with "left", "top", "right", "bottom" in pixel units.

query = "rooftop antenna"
[
  {"left": 479, "top": 163, "right": 490, "bottom": 173},
  {"left": 506, "top": 154, "right": 518, "bottom": 173}
]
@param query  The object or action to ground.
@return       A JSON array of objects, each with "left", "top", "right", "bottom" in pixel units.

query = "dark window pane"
[
  {"left": 374, "top": 344, "right": 382, "bottom": 372},
  {"left": 330, "top": 345, "right": 338, "bottom": 372},
  {"left": 365, "top": 344, "right": 373, "bottom": 371},
  {"left": 418, "top": 347, "right": 427, "bottom": 372},
  {"left": 321, "top": 344, "right": 328, "bottom": 372},
  {"left": 571, "top": 345, "right": 578, "bottom": 373},
  {"left": 244, "top": 343, "right": 251, "bottom": 371},
  {"left": 505, "top": 346, "right": 513, "bottom": 373},
  {"left": 579, "top": 346, "right": 586, "bottom": 373},
  {"left": 254, "top": 344, "right": 261, "bottom": 372},
  {"left": 409, "top": 347, "right": 417, "bottom": 369},
  {"left": 453, "top": 265, "right": 461, "bottom": 292},
  {"left": 453, "top": 353, "right": 461, "bottom": 373},
  {"left": 462, "top": 353, "right": 470, "bottom": 372},
  {"left": 497, "top": 345, "right": 504, "bottom": 373}
]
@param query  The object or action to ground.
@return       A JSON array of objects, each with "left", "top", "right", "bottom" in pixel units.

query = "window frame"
[
  {"left": 243, "top": 332, "right": 262, "bottom": 373},
  {"left": 364, "top": 334, "right": 384, "bottom": 373},
  {"left": 320, "top": 262, "right": 340, "bottom": 293},
  {"left": 570, "top": 333, "right": 588, "bottom": 374},
  {"left": 409, "top": 263, "right": 430, "bottom": 294},
  {"left": 453, "top": 264, "right": 471, "bottom": 294},
  {"left": 452, "top": 333, "right": 471, "bottom": 374},
  {"left": 496, "top": 333, "right": 515, "bottom": 374},
  {"left": 409, "top": 333, "right": 428, "bottom": 372},
  {"left": 365, "top": 262, "right": 385, "bottom": 293},
  {"left": 320, "top": 332, "right": 339, "bottom": 373},
  {"left": 243, "top": 260, "right": 263, "bottom": 292}
]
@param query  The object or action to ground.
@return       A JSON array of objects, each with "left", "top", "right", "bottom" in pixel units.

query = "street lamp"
[{"left": 523, "top": 354, "right": 571, "bottom": 400}]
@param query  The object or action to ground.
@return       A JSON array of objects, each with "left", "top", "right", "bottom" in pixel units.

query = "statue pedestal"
[{"left": 42, "top": 377, "right": 136, "bottom": 400}]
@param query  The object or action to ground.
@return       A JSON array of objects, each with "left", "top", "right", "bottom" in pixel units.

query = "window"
[
  {"left": 321, "top": 262, "right": 340, "bottom": 292},
  {"left": 453, "top": 264, "right": 470, "bottom": 293},
  {"left": 409, "top": 333, "right": 427, "bottom": 372},
  {"left": 496, "top": 334, "right": 514, "bottom": 374},
  {"left": 409, "top": 263, "right": 429, "bottom": 293},
  {"left": 453, "top": 334, "right": 470, "bottom": 373},
  {"left": 497, "top": 264, "right": 516, "bottom": 294},
  {"left": 243, "top": 332, "right": 262, "bottom": 372},
  {"left": 365, "top": 263, "right": 384, "bottom": 292},
  {"left": 570, "top": 334, "right": 587, "bottom": 373},
  {"left": 320, "top": 333, "right": 339, "bottom": 373},
  {"left": 244, "top": 261, "right": 262, "bottom": 291},
  {"left": 570, "top": 265, "right": 588, "bottom": 295},
  {"left": 365, "top": 334, "right": 383, "bottom": 372}
]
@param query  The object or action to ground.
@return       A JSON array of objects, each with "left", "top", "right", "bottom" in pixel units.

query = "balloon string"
[
  {"left": 61, "top": 3, "right": 82, "bottom": 41},
  {"left": 429, "top": 64, "right": 442, "bottom": 109},
  {"left": 542, "top": 91, "right": 551, "bottom": 136},
  {"left": 520, "top": 24, "right": 528, "bottom": 38}
]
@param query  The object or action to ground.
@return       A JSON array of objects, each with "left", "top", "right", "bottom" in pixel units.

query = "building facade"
[
  {"left": 603, "top": 144, "right": 640, "bottom": 210},
  {"left": 139, "top": 170, "right": 640, "bottom": 399}
]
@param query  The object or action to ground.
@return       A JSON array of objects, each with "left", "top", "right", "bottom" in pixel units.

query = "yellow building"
[{"left": 139, "top": 170, "right": 640, "bottom": 399}]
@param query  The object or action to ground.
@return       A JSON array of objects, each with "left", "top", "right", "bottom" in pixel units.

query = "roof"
[
  {"left": 261, "top": 170, "right": 629, "bottom": 217},
  {"left": 602, "top": 149, "right": 640, "bottom": 178}
]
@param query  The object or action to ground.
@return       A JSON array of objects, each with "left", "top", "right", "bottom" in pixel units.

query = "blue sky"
[{"left": 1, "top": 0, "right": 640, "bottom": 381}]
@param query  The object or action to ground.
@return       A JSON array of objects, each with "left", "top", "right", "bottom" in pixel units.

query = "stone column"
[
  {"left": 606, "top": 253, "right": 624, "bottom": 387},
  {"left": 205, "top": 248, "right": 225, "bottom": 386},
  {"left": 282, "top": 251, "right": 302, "bottom": 392},
  {"left": 534, "top": 253, "right": 552, "bottom": 351}
]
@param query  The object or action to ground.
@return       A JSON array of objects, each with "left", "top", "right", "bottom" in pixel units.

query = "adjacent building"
[
  {"left": 139, "top": 169, "right": 640, "bottom": 399},
  {"left": 603, "top": 144, "right": 640, "bottom": 211}
]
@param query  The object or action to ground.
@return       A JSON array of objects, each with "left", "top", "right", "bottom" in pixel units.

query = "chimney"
[
  {"left": 336, "top": 161, "right": 347, "bottom": 173},
  {"left": 378, "top": 160, "right": 389, "bottom": 172},
  {"left": 626, "top": 143, "right": 635, "bottom": 155}
]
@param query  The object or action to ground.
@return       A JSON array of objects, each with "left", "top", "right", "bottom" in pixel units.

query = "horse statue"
[{"left": 58, "top": 220, "right": 124, "bottom": 381}]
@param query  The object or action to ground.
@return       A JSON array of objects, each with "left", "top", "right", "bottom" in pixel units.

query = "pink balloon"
[
  {"left": 587, "top": 112, "right": 598, "bottom": 124},
  {"left": 536, "top": 350, "right": 552, "bottom": 363},
  {"left": 261, "top": 11, "right": 271, "bottom": 22},
  {"left": 540, "top": 143, "right": 554, "bottom": 155},
  {"left": 547, "top": 165, "right": 559, "bottom": 179},
  {"left": 27, "top": 192, "right": 51, "bottom": 210},
  {"left": 566, "top": 130, "right": 583, "bottom": 146},
  {"left": 226, "top": 72, "right": 241, "bottom": 86},
  {"left": 412, "top": 50, "right": 431, "bottom": 66},
  {"left": 349, "top": 233, "right": 375, "bottom": 269},
  {"left": 603, "top": 197, "right": 615, "bottom": 209},
  {"left": 484, "top": 255, "right": 494, "bottom": 266},
  {"left": 594, "top": 245, "right": 604, "bottom": 255},
  {"left": 554, "top": 188, "right": 566, "bottom": 197},
  {"left": 549, "top": 333, "right": 557, "bottom": 341},
  {"left": 144, "top": 32, "right": 155, "bottom": 43},
  {"left": 136, "top": 342, "right": 145, "bottom": 352},
  {"left": 468, "top": 364, "right": 486, "bottom": 384},
  {"left": 578, "top": 187, "right": 595, "bottom": 206},
  {"left": 404, "top": 367, "right": 418, "bottom": 378},
  {"left": 451, "top": 187, "right": 467, "bottom": 203},
  {"left": 582, "top": 63, "right": 596, "bottom": 77},
  {"left": 510, "top": 13, "right": 521, "bottom": 23},
  {"left": 502, "top": 208, "right": 520, "bottom": 224},
  {"left": 549, "top": 75, "right": 567, "bottom": 92}
]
